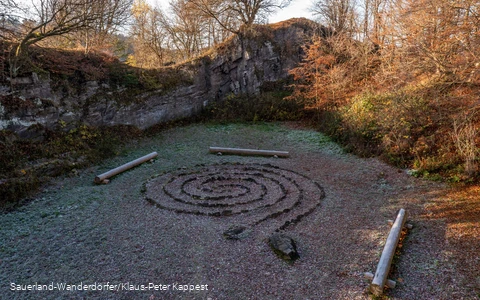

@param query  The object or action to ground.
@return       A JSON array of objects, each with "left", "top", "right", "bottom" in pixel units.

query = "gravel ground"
[{"left": 0, "top": 122, "right": 478, "bottom": 300}]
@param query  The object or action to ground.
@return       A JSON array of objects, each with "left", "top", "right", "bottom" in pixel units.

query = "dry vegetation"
[{"left": 288, "top": 0, "right": 480, "bottom": 184}]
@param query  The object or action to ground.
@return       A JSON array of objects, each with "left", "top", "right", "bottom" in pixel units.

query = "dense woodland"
[{"left": 1, "top": 0, "right": 480, "bottom": 204}]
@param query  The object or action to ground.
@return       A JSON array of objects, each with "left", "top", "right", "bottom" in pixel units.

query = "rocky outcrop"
[{"left": 0, "top": 18, "right": 319, "bottom": 138}]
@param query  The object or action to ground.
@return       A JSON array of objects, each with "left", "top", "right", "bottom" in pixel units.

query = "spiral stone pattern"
[{"left": 145, "top": 163, "right": 325, "bottom": 230}]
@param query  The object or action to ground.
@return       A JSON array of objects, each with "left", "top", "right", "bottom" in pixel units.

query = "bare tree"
[
  {"left": 164, "top": 0, "right": 207, "bottom": 59},
  {"left": 362, "top": 0, "right": 385, "bottom": 42},
  {"left": 312, "top": 0, "right": 357, "bottom": 35},
  {"left": 0, "top": 0, "right": 25, "bottom": 40},
  {"left": 0, "top": 0, "right": 22, "bottom": 19},
  {"left": 187, "top": 0, "right": 291, "bottom": 34},
  {"left": 8, "top": 0, "right": 133, "bottom": 76},
  {"left": 386, "top": 0, "right": 480, "bottom": 80},
  {"left": 0, "top": 0, "right": 24, "bottom": 79},
  {"left": 129, "top": 0, "right": 169, "bottom": 68},
  {"left": 80, "top": 0, "right": 133, "bottom": 53}
]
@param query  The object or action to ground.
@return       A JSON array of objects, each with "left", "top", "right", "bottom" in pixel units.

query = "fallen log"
[
  {"left": 94, "top": 152, "right": 158, "bottom": 184},
  {"left": 209, "top": 147, "right": 289, "bottom": 158},
  {"left": 370, "top": 208, "right": 407, "bottom": 296}
]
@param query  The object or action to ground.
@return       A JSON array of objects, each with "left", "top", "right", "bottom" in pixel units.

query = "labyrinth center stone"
[{"left": 145, "top": 163, "right": 325, "bottom": 230}]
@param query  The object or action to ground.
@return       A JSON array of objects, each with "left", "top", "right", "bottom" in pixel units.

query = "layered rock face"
[{"left": 0, "top": 18, "right": 318, "bottom": 138}]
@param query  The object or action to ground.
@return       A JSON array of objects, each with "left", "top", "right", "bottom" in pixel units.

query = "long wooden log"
[
  {"left": 209, "top": 147, "right": 289, "bottom": 158},
  {"left": 370, "top": 208, "right": 407, "bottom": 296},
  {"left": 94, "top": 152, "right": 158, "bottom": 184}
]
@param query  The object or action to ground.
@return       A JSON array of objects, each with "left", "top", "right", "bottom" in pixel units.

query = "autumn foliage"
[{"left": 289, "top": 0, "right": 480, "bottom": 181}]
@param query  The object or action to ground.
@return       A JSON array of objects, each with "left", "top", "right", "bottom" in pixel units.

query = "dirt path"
[{"left": 1, "top": 123, "right": 478, "bottom": 299}]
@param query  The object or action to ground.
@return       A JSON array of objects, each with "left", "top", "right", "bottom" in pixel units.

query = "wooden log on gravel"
[
  {"left": 388, "top": 219, "right": 413, "bottom": 229},
  {"left": 209, "top": 147, "right": 289, "bottom": 158},
  {"left": 364, "top": 272, "right": 396, "bottom": 289},
  {"left": 94, "top": 152, "right": 158, "bottom": 184},
  {"left": 370, "top": 208, "right": 407, "bottom": 296}
]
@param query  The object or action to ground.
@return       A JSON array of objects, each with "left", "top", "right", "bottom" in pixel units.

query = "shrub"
[
  {"left": 451, "top": 112, "right": 479, "bottom": 176},
  {"left": 0, "top": 124, "right": 142, "bottom": 209},
  {"left": 202, "top": 90, "right": 304, "bottom": 123},
  {"left": 333, "top": 90, "right": 437, "bottom": 166},
  {"left": 0, "top": 176, "right": 41, "bottom": 209}
]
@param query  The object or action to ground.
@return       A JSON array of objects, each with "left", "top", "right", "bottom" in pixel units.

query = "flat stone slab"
[
  {"left": 223, "top": 225, "right": 251, "bottom": 240},
  {"left": 268, "top": 233, "right": 299, "bottom": 261}
]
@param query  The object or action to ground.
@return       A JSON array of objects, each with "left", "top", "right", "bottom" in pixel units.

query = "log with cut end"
[
  {"left": 209, "top": 147, "right": 289, "bottom": 157},
  {"left": 370, "top": 208, "right": 407, "bottom": 296},
  {"left": 94, "top": 152, "right": 158, "bottom": 184},
  {"left": 364, "top": 272, "right": 396, "bottom": 289}
]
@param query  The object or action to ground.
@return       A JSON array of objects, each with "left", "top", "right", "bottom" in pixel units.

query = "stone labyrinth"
[{"left": 145, "top": 163, "right": 325, "bottom": 232}]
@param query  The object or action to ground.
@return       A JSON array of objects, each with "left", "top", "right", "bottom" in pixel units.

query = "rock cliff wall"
[{"left": 0, "top": 18, "right": 318, "bottom": 138}]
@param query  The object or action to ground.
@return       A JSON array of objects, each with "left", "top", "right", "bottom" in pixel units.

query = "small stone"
[
  {"left": 223, "top": 225, "right": 250, "bottom": 240},
  {"left": 268, "top": 233, "right": 299, "bottom": 260}
]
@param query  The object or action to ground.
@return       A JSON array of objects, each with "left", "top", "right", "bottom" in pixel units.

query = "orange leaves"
[{"left": 288, "top": 34, "right": 376, "bottom": 109}]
